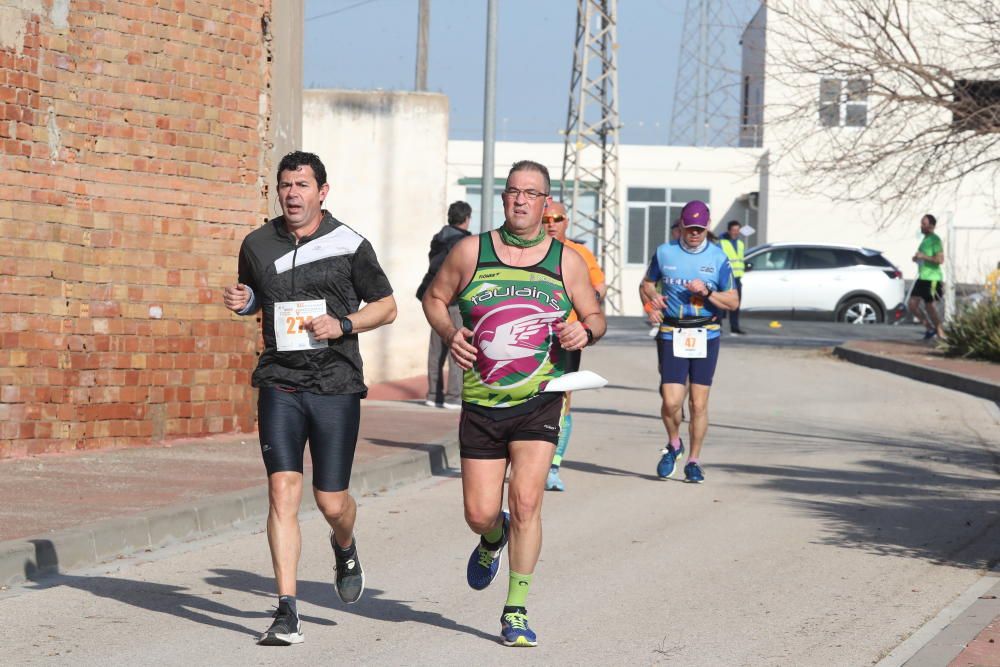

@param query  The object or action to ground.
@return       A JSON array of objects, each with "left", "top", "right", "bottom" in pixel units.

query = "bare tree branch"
[{"left": 756, "top": 0, "right": 1000, "bottom": 224}]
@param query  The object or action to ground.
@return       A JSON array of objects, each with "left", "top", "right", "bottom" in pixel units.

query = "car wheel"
[{"left": 837, "top": 297, "right": 883, "bottom": 324}]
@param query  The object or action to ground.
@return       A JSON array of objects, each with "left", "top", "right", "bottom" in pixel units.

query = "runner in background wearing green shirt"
[{"left": 908, "top": 213, "right": 946, "bottom": 340}]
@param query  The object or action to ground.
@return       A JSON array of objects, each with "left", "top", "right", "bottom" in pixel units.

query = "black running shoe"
[
  {"left": 331, "top": 533, "right": 365, "bottom": 604},
  {"left": 257, "top": 605, "right": 303, "bottom": 646}
]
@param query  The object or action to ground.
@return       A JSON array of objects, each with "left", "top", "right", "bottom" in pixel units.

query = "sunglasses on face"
[{"left": 543, "top": 215, "right": 566, "bottom": 223}]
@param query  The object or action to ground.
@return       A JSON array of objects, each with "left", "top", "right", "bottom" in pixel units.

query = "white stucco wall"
[{"left": 303, "top": 90, "right": 449, "bottom": 384}]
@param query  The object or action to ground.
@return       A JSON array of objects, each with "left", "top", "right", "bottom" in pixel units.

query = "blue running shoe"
[
  {"left": 467, "top": 511, "right": 509, "bottom": 590},
  {"left": 656, "top": 441, "right": 684, "bottom": 479},
  {"left": 922, "top": 329, "right": 937, "bottom": 340},
  {"left": 684, "top": 461, "right": 705, "bottom": 483},
  {"left": 545, "top": 466, "right": 565, "bottom": 492},
  {"left": 501, "top": 610, "right": 537, "bottom": 647}
]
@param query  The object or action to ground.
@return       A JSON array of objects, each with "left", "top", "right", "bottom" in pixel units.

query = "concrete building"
[
  {"left": 739, "top": 2, "right": 1000, "bottom": 288},
  {"left": 303, "top": 89, "right": 450, "bottom": 384}
]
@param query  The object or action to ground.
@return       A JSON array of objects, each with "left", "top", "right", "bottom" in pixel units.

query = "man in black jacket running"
[{"left": 223, "top": 151, "right": 397, "bottom": 646}]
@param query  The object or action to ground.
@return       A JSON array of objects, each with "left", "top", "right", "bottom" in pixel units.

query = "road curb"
[
  {"left": 0, "top": 436, "right": 459, "bottom": 588},
  {"left": 875, "top": 571, "right": 1000, "bottom": 667},
  {"left": 832, "top": 345, "right": 1000, "bottom": 402}
]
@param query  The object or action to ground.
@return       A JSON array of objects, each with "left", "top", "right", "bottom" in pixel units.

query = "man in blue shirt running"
[{"left": 640, "top": 200, "right": 739, "bottom": 483}]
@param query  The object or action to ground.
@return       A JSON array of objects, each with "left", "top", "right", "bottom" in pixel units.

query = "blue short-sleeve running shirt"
[{"left": 645, "top": 240, "right": 734, "bottom": 340}]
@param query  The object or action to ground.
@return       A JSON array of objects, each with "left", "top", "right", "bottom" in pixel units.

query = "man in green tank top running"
[{"left": 423, "top": 160, "right": 606, "bottom": 647}]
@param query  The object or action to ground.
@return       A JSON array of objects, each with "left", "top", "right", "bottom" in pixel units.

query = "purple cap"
[{"left": 679, "top": 200, "right": 710, "bottom": 228}]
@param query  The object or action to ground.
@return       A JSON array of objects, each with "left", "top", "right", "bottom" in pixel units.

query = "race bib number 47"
[
  {"left": 274, "top": 299, "right": 327, "bottom": 351},
  {"left": 672, "top": 327, "right": 708, "bottom": 359}
]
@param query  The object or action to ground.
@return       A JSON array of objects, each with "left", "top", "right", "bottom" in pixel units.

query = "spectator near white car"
[{"left": 740, "top": 243, "right": 905, "bottom": 324}]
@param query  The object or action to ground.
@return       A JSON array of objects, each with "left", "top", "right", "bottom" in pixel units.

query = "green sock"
[
  {"left": 505, "top": 571, "right": 533, "bottom": 608},
  {"left": 482, "top": 514, "right": 504, "bottom": 545}
]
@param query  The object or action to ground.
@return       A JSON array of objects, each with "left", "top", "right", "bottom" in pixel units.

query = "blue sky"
[{"left": 304, "top": 0, "right": 758, "bottom": 145}]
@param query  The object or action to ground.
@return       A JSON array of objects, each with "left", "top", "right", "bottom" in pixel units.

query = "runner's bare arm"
[
  {"left": 640, "top": 278, "right": 666, "bottom": 310},
  {"left": 708, "top": 287, "right": 739, "bottom": 311},
  {"left": 348, "top": 294, "right": 397, "bottom": 332},
  {"left": 640, "top": 286, "right": 664, "bottom": 324},
  {"left": 422, "top": 235, "right": 479, "bottom": 369},
  {"left": 306, "top": 294, "right": 397, "bottom": 340},
  {"left": 685, "top": 278, "right": 739, "bottom": 311},
  {"left": 913, "top": 244, "right": 944, "bottom": 264},
  {"left": 558, "top": 249, "right": 606, "bottom": 351}
]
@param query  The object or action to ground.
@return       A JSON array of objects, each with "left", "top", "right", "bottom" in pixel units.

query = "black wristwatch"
[
  {"left": 704, "top": 288, "right": 713, "bottom": 299},
  {"left": 340, "top": 317, "right": 353, "bottom": 335},
  {"left": 582, "top": 323, "right": 594, "bottom": 346}
]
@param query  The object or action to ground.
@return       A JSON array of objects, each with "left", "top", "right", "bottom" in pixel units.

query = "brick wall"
[{"left": 0, "top": 0, "right": 275, "bottom": 458}]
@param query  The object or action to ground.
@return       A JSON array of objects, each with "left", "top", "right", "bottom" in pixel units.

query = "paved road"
[
  {"left": 3, "top": 340, "right": 998, "bottom": 665},
  {"left": 607, "top": 315, "right": 925, "bottom": 349}
]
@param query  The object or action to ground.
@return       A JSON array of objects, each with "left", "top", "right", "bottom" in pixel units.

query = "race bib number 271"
[{"left": 274, "top": 299, "right": 327, "bottom": 351}]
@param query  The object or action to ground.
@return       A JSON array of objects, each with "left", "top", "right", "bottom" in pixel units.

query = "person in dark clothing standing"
[{"left": 417, "top": 200, "right": 472, "bottom": 408}]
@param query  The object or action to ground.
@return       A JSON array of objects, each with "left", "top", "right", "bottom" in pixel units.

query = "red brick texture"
[{"left": 0, "top": 1, "right": 275, "bottom": 458}]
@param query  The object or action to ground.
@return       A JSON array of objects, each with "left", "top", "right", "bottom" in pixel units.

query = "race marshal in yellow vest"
[{"left": 721, "top": 221, "right": 746, "bottom": 335}]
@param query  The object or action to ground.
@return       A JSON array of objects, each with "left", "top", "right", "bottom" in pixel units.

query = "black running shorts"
[
  {"left": 459, "top": 394, "right": 562, "bottom": 460},
  {"left": 257, "top": 386, "right": 361, "bottom": 492},
  {"left": 912, "top": 278, "right": 943, "bottom": 303},
  {"left": 657, "top": 336, "right": 722, "bottom": 386}
]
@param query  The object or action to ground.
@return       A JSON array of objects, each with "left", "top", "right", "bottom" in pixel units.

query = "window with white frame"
[
  {"left": 626, "top": 187, "right": 710, "bottom": 265},
  {"left": 819, "top": 77, "right": 869, "bottom": 127},
  {"left": 952, "top": 79, "right": 1000, "bottom": 133}
]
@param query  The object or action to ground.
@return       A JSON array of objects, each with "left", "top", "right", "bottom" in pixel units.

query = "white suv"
[{"left": 740, "top": 243, "right": 905, "bottom": 324}]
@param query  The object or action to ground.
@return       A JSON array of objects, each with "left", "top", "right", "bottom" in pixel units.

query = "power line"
[{"left": 306, "top": 0, "right": 385, "bottom": 22}]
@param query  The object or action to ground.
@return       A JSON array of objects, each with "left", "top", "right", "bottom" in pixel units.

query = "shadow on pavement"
[
  {"left": 364, "top": 438, "right": 461, "bottom": 478},
  {"left": 26, "top": 570, "right": 272, "bottom": 638},
  {"left": 561, "top": 459, "right": 661, "bottom": 482},
  {"left": 573, "top": 406, "right": 660, "bottom": 421},
  {"left": 23, "top": 564, "right": 495, "bottom": 641},
  {"left": 204, "top": 569, "right": 496, "bottom": 642},
  {"left": 602, "top": 383, "right": 659, "bottom": 394},
  {"left": 711, "top": 421, "right": 999, "bottom": 570}
]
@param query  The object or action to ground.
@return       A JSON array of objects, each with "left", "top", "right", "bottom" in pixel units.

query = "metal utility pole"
[
  {"left": 415, "top": 0, "right": 429, "bottom": 91},
  {"left": 669, "top": 0, "right": 740, "bottom": 146},
  {"left": 561, "top": 0, "right": 623, "bottom": 313},
  {"left": 481, "top": 0, "right": 498, "bottom": 232}
]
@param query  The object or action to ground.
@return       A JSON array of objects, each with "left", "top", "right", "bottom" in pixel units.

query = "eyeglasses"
[
  {"left": 501, "top": 188, "right": 549, "bottom": 201},
  {"left": 683, "top": 227, "right": 706, "bottom": 234},
  {"left": 542, "top": 215, "right": 566, "bottom": 223}
]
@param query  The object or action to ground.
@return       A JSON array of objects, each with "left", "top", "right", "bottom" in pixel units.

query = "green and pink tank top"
[{"left": 457, "top": 232, "right": 572, "bottom": 409}]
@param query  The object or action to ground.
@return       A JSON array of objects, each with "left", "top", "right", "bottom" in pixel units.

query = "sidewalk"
[
  {"left": 0, "top": 375, "right": 459, "bottom": 587},
  {"left": 834, "top": 339, "right": 1000, "bottom": 403},
  {"left": 833, "top": 338, "right": 1000, "bottom": 667}
]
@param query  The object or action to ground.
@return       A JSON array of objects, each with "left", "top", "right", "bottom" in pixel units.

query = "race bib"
[
  {"left": 274, "top": 299, "right": 327, "bottom": 351},
  {"left": 672, "top": 328, "right": 707, "bottom": 359}
]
